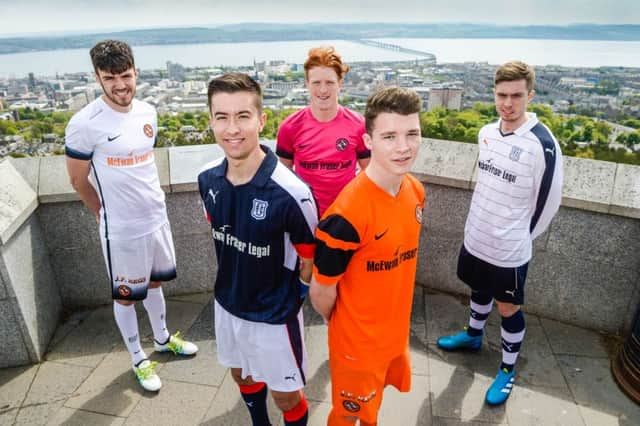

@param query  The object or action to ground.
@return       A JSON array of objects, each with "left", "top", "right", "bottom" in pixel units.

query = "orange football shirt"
[{"left": 313, "top": 171, "right": 425, "bottom": 364}]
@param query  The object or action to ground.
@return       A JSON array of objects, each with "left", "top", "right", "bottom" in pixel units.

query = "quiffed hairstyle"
[
  {"left": 364, "top": 86, "right": 422, "bottom": 134},
  {"left": 207, "top": 72, "right": 263, "bottom": 113},
  {"left": 495, "top": 60, "right": 535, "bottom": 92},
  {"left": 90, "top": 40, "right": 135, "bottom": 74},
  {"left": 304, "top": 46, "right": 350, "bottom": 80}
]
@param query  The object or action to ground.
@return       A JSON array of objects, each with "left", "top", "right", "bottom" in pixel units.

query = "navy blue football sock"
[
  {"left": 239, "top": 382, "right": 271, "bottom": 426},
  {"left": 500, "top": 310, "right": 525, "bottom": 372}
]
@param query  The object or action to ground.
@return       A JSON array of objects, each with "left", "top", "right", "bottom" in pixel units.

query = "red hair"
[{"left": 304, "top": 46, "right": 350, "bottom": 80}]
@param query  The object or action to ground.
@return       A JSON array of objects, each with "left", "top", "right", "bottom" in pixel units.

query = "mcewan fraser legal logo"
[
  {"left": 366, "top": 247, "right": 418, "bottom": 272},
  {"left": 477, "top": 159, "right": 517, "bottom": 184}
]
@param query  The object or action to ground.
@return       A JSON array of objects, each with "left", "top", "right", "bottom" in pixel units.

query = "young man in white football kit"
[
  {"left": 199, "top": 73, "right": 317, "bottom": 426},
  {"left": 437, "top": 60, "right": 563, "bottom": 405},
  {"left": 65, "top": 40, "right": 197, "bottom": 392}
]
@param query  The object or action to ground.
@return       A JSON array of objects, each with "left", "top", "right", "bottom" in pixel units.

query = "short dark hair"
[
  {"left": 207, "top": 73, "right": 263, "bottom": 113},
  {"left": 495, "top": 60, "right": 535, "bottom": 92},
  {"left": 364, "top": 86, "right": 422, "bottom": 134},
  {"left": 90, "top": 40, "right": 135, "bottom": 74}
]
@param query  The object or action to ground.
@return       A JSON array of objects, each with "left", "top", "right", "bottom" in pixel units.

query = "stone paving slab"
[
  {"left": 431, "top": 417, "right": 505, "bottom": 425},
  {"left": 63, "top": 350, "right": 145, "bottom": 417},
  {"left": 428, "top": 353, "right": 508, "bottom": 424},
  {"left": 45, "top": 305, "right": 121, "bottom": 368},
  {"left": 504, "top": 384, "right": 585, "bottom": 426},
  {"left": 0, "top": 408, "right": 17, "bottom": 425},
  {"left": 557, "top": 355, "right": 640, "bottom": 426},
  {"left": 48, "top": 406, "right": 126, "bottom": 425},
  {"left": 21, "top": 361, "right": 92, "bottom": 406},
  {"left": 158, "top": 299, "right": 226, "bottom": 388},
  {"left": 14, "top": 400, "right": 65, "bottom": 425},
  {"left": 199, "top": 370, "right": 283, "bottom": 426},
  {"left": 540, "top": 318, "right": 610, "bottom": 358},
  {"left": 485, "top": 317, "right": 567, "bottom": 389},
  {"left": 3, "top": 290, "right": 639, "bottom": 426},
  {"left": 0, "top": 364, "right": 37, "bottom": 412},
  {"left": 378, "top": 374, "right": 432, "bottom": 425},
  {"left": 124, "top": 379, "right": 216, "bottom": 426}
]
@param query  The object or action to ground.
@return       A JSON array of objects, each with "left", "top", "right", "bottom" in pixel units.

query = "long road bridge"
[{"left": 351, "top": 39, "right": 436, "bottom": 63}]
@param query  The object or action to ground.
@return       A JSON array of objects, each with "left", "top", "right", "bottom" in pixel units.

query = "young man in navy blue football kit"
[
  {"left": 437, "top": 60, "right": 563, "bottom": 405},
  {"left": 65, "top": 40, "right": 197, "bottom": 392},
  {"left": 198, "top": 73, "right": 317, "bottom": 426}
]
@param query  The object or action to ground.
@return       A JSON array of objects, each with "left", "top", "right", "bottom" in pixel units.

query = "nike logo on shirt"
[
  {"left": 108, "top": 134, "right": 121, "bottom": 142},
  {"left": 374, "top": 229, "right": 388, "bottom": 240}
]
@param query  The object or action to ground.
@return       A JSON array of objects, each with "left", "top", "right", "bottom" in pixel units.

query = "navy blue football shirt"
[{"left": 198, "top": 146, "right": 318, "bottom": 324}]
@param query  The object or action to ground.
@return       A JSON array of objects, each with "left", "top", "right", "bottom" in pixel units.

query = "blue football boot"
[
  {"left": 485, "top": 368, "right": 516, "bottom": 405},
  {"left": 436, "top": 328, "right": 483, "bottom": 351}
]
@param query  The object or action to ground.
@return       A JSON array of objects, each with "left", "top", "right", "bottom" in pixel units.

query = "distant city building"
[
  {"left": 429, "top": 87, "right": 463, "bottom": 111},
  {"left": 559, "top": 77, "right": 596, "bottom": 89},
  {"left": 167, "top": 61, "right": 186, "bottom": 80}
]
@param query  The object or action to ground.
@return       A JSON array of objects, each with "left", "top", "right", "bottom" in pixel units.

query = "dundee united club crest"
[
  {"left": 143, "top": 124, "right": 154, "bottom": 138},
  {"left": 117, "top": 285, "right": 131, "bottom": 297},
  {"left": 342, "top": 400, "right": 360, "bottom": 412},
  {"left": 336, "top": 138, "right": 349, "bottom": 151}
]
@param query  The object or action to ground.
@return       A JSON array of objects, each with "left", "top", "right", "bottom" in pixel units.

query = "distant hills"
[{"left": 1, "top": 23, "right": 639, "bottom": 55}]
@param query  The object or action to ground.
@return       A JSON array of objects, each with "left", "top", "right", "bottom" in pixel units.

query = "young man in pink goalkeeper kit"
[{"left": 276, "top": 46, "right": 370, "bottom": 216}]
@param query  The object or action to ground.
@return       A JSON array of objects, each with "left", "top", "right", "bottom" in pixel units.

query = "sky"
[{"left": 0, "top": 0, "right": 639, "bottom": 37}]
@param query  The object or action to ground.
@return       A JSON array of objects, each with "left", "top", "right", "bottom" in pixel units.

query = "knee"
[
  {"left": 115, "top": 299, "right": 134, "bottom": 306},
  {"left": 496, "top": 302, "right": 520, "bottom": 318},
  {"left": 230, "top": 369, "right": 255, "bottom": 386},
  {"left": 149, "top": 281, "right": 161, "bottom": 289},
  {"left": 271, "top": 390, "right": 301, "bottom": 412}
]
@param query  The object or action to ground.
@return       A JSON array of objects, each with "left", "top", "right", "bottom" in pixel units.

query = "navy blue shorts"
[{"left": 456, "top": 245, "right": 528, "bottom": 305}]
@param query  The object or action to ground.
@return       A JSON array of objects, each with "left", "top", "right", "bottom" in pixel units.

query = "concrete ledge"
[
  {"left": 169, "top": 144, "right": 224, "bottom": 192},
  {"left": 154, "top": 147, "right": 171, "bottom": 193},
  {"left": 0, "top": 160, "right": 38, "bottom": 245},
  {"left": 38, "top": 155, "right": 79, "bottom": 203},
  {"left": 411, "top": 139, "right": 477, "bottom": 190},
  {"left": 561, "top": 156, "right": 616, "bottom": 214},
  {"left": 8, "top": 156, "right": 41, "bottom": 193},
  {"left": 610, "top": 163, "right": 640, "bottom": 219}
]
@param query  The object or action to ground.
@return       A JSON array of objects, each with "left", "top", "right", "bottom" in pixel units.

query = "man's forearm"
[
  {"left": 73, "top": 181, "right": 101, "bottom": 217},
  {"left": 310, "top": 279, "right": 337, "bottom": 322}
]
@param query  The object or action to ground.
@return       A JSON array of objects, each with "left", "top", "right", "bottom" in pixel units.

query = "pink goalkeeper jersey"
[{"left": 276, "top": 106, "right": 370, "bottom": 215}]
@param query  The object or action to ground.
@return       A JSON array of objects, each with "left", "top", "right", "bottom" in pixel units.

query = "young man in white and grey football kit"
[
  {"left": 65, "top": 40, "right": 197, "bottom": 392},
  {"left": 437, "top": 60, "right": 563, "bottom": 406}
]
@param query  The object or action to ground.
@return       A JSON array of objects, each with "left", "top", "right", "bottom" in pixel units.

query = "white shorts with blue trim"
[
  {"left": 214, "top": 299, "right": 307, "bottom": 392},
  {"left": 100, "top": 221, "right": 177, "bottom": 301}
]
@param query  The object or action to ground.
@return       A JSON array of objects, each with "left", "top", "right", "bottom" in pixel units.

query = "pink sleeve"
[
  {"left": 354, "top": 119, "right": 370, "bottom": 158},
  {"left": 276, "top": 120, "right": 295, "bottom": 160}
]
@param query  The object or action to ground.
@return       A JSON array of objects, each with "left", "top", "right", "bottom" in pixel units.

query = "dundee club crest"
[{"left": 251, "top": 199, "right": 269, "bottom": 220}]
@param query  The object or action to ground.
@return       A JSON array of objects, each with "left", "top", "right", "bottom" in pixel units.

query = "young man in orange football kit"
[{"left": 310, "top": 86, "right": 425, "bottom": 425}]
